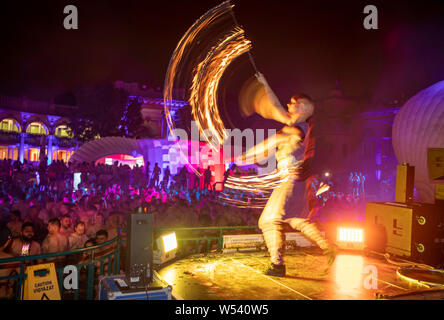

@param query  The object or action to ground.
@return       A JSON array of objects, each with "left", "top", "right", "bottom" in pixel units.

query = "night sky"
[{"left": 0, "top": 0, "right": 443, "bottom": 106}]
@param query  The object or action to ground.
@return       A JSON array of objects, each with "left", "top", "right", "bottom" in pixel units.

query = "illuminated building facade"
[
  {"left": 358, "top": 106, "right": 400, "bottom": 184},
  {"left": 114, "top": 81, "right": 188, "bottom": 138},
  {"left": 112, "top": 80, "right": 402, "bottom": 196},
  {"left": 0, "top": 83, "right": 189, "bottom": 166},
  {"left": 310, "top": 82, "right": 401, "bottom": 198},
  {"left": 0, "top": 95, "right": 78, "bottom": 164}
]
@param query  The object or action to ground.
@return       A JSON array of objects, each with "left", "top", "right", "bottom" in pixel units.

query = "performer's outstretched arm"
[
  {"left": 255, "top": 73, "right": 297, "bottom": 126},
  {"left": 235, "top": 127, "right": 303, "bottom": 165},
  {"left": 235, "top": 132, "right": 280, "bottom": 165}
]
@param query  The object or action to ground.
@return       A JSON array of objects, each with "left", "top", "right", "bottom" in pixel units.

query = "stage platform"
[{"left": 157, "top": 248, "right": 444, "bottom": 300}]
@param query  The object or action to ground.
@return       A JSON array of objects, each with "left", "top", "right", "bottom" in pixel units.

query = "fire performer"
[
  {"left": 162, "top": 0, "right": 335, "bottom": 277},
  {"left": 238, "top": 73, "right": 336, "bottom": 277}
]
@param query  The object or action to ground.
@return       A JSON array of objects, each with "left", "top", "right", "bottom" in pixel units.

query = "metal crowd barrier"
[
  {"left": 0, "top": 226, "right": 259, "bottom": 300},
  {"left": 0, "top": 236, "right": 121, "bottom": 300},
  {"left": 154, "top": 226, "right": 259, "bottom": 253}
]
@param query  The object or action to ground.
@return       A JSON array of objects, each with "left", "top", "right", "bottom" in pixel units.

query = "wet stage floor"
[{"left": 158, "top": 248, "right": 443, "bottom": 300}]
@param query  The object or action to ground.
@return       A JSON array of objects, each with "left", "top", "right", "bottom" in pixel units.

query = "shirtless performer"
[
  {"left": 42, "top": 218, "right": 69, "bottom": 255},
  {"left": 9, "top": 222, "right": 42, "bottom": 257},
  {"left": 238, "top": 73, "right": 336, "bottom": 277}
]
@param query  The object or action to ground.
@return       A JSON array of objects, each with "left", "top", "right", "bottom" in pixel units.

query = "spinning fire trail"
[
  {"left": 189, "top": 27, "right": 251, "bottom": 149},
  {"left": 163, "top": 1, "right": 316, "bottom": 208}
]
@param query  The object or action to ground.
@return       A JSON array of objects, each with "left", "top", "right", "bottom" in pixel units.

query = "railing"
[
  {"left": 0, "top": 131, "right": 20, "bottom": 145},
  {"left": 0, "top": 236, "right": 121, "bottom": 300},
  {"left": 24, "top": 134, "right": 45, "bottom": 146},
  {"left": 0, "top": 226, "right": 260, "bottom": 300},
  {"left": 53, "top": 136, "right": 77, "bottom": 148},
  {"left": 154, "top": 226, "right": 260, "bottom": 253},
  {"left": 0, "top": 131, "right": 77, "bottom": 149}
]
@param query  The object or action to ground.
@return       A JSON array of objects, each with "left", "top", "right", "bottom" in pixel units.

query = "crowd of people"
[
  {"left": 0, "top": 157, "right": 265, "bottom": 299},
  {"left": 0, "top": 157, "right": 262, "bottom": 255},
  {"left": 0, "top": 156, "right": 369, "bottom": 298},
  {"left": 348, "top": 171, "right": 366, "bottom": 198},
  {"left": 0, "top": 157, "right": 369, "bottom": 255},
  {"left": 306, "top": 172, "right": 367, "bottom": 223}
]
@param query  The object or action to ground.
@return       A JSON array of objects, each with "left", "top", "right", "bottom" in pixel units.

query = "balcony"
[
  {"left": 0, "top": 131, "right": 20, "bottom": 145},
  {"left": 0, "top": 130, "right": 78, "bottom": 149},
  {"left": 24, "top": 134, "right": 45, "bottom": 147},
  {"left": 53, "top": 136, "right": 77, "bottom": 149}
]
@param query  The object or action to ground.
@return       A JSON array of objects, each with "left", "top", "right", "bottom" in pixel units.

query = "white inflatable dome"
[
  {"left": 392, "top": 81, "right": 444, "bottom": 203},
  {"left": 70, "top": 136, "right": 142, "bottom": 164}
]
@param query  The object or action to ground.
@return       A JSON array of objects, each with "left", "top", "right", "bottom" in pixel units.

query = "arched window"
[
  {"left": 26, "top": 122, "right": 48, "bottom": 135},
  {"left": 0, "top": 118, "right": 21, "bottom": 133},
  {"left": 55, "top": 125, "right": 72, "bottom": 138}
]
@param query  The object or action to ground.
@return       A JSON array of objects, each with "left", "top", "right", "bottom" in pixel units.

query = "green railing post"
[
  {"left": 116, "top": 236, "right": 121, "bottom": 274},
  {"left": 86, "top": 263, "right": 95, "bottom": 300},
  {"left": 99, "top": 259, "right": 105, "bottom": 276},
  {"left": 17, "top": 261, "right": 25, "bottom": 300},
  {"left": 206, "top": 238, "right": 211, "bottom": 252},
  {"left": 57, "top": 267, "right": 64, "bottom": 297},
  {"left": 107, "top": 256, "right": 112, "bottom": 276},
  {"left": 218, "top": 228, "right": 223, "bottom": 251},
  {"left": 74, "top": 265, "right": 80, "bottom": 300}
]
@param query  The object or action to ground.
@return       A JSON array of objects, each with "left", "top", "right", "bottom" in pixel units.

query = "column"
[
  {"left": 19, "top": 133, "right": 25, "bottom": 163},
  {"left": 47, "top": 135, "right": 54, "bottom": 165}
]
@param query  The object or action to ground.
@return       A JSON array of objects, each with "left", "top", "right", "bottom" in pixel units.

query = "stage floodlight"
[
  {"left": 336, "top": 227, "right": 365, "bottom": 251},
  {"left": 154, "top": 232, "right": 178, "bottom": 265},
  {"left": 162, "top": 232, "right": 178, "bottom": 253}
]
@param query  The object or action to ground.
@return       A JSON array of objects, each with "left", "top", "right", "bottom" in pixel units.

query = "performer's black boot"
[
  {"left": 286, "top": 218, "right": 338, "bottom": 273},
  {"left": 263, "top": 263, "right": 286, "bottom": 277}
]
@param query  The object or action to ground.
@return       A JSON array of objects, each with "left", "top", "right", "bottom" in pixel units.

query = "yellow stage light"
[
  {"left": 338, "top": 227, "right": 364, "bottom": 242},
  {"left": 162, "top": 232, "right": 178, "bottom": 253},
  {"left": 336, "top": 227, "right": 365, "bottom": 250},
  {"left": 154, "top": 232, "right": 178, "bottom": 265}
]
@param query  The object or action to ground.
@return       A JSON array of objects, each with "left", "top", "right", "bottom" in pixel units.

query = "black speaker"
[
  {"left": 395, "top": 163, "right": 415, "bottom": 203},
  {"left": 428, "top": 148, "right": 444, "bottom": 181},
  {"left": 366, "top": 202, "right": 444, "bottom": 268},
  {"left": 125, "top": 212, "right": 153, "bottom": 288}
]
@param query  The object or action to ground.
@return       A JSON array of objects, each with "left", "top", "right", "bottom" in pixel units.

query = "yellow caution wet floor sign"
[{"left": 23, "top": 263, "right": 61, "bottom": 300}]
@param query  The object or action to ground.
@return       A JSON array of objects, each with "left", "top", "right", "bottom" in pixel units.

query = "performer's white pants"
[{"left": 258, "top": 177, "right": 330, "bottom": 265}]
